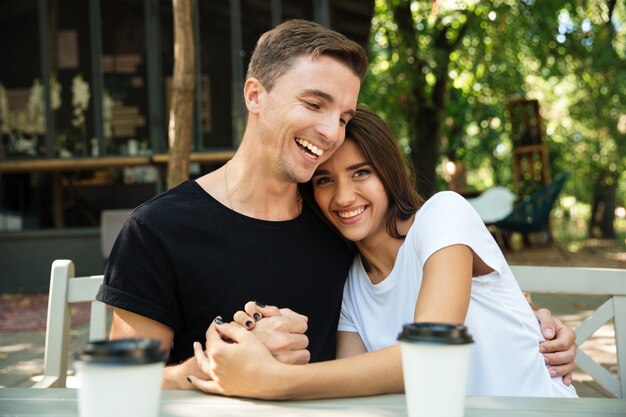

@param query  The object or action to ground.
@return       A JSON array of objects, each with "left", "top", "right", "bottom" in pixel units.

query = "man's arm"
[
  {"left": 110, "top": 306, "right": 313, "bottom": 389},
  {"left": 109, "top": 308, "right": 202, "bottom": 390},
  {"left": 534, "top": 308, "right": 577, "bottom": 385}
]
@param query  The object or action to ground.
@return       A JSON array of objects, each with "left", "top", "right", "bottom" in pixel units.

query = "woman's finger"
[
  {"left": 233, "top": 310, "right": 256, "bottom": 329},
  {"left": 254, "top": 301, "right": 281, "bottom": 318}
]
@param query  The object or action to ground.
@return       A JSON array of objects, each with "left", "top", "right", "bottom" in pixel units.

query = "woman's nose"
[{"left": 333, "top": 180, "right": 355, "bottom": 207}]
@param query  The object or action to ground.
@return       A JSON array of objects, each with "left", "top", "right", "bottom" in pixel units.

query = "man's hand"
[
  {"left": 534, "top": 308, "right": 577, "bottom": 385},
  {"left": 233, "top": 301, "right": 311, "bottom": 364}
]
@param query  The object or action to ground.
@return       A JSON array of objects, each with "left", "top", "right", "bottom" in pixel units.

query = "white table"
[{"left": 1, "top": 388, "right": 625, "bottom": 417}]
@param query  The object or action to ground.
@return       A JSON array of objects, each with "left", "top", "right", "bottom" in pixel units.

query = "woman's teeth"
[{"left": 338, "top": 207, "right": 365, "bottom": 219}]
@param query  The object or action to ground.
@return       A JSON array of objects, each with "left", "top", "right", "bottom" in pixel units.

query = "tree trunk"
[
  {"left": 410, "top": 106, "right": 443, "bottom": 198},
  {"left": 166, "top": 0, "right": 195, "bottom": 189},
  {"left": 392, "top": 1, "right": 467, "bottom": 199},
  {"left": 588, "top": 172, "right": 617, "bottom": 238}
]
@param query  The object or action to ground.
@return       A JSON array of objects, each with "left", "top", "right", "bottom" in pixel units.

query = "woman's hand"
[
  {"left": 232, "top": 301, "right": 311, "bottom": 364},
  {"left": 188, "top": 319, "right": 289, "bottom": 399}
]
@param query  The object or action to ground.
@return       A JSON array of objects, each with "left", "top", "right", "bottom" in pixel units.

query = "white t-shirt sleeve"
[{"left": 412, "top": 191, "right": 505, "bottom": 280}]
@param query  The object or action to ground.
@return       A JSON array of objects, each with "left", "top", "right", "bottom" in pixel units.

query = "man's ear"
[{"left": 244, "top": 77, "right": 265, "bottom": 115}]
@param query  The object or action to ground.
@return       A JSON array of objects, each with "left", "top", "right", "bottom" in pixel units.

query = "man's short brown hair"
[{"left": 247, "top": 19, "right": 368, "bottom": 91}]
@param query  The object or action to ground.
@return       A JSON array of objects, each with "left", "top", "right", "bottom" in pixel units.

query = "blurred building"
[{"left": 0, "top": 0, "right": 373, "bottom": 290}]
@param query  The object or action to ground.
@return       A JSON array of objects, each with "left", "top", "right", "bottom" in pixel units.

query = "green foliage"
[{"left": 360, "top": 0, "right": 626, "bottom": 208}]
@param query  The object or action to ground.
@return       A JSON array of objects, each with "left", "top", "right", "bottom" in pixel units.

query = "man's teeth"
[
  {"left": 338, "top": 207, "right": 365, "bottom": 219},
  {"left": 296, "top": 138, "right": 324, "bottom": 157}
]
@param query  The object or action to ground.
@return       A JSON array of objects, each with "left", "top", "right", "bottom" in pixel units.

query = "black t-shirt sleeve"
[{"left": 96, "top": 213, "right": 183, "bottom": 331}]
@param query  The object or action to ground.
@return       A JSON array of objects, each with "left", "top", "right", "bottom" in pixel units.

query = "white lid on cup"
[
  {"left": 75, "top": 338, "right": 166, "bottom": 365},
  {"left": 398, "top": 323, "right": 474, "bottom": 345}
]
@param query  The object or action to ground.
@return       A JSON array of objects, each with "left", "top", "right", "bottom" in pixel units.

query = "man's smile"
[{"left": 296, "top": 137, "right": 324, "bottom": 158}]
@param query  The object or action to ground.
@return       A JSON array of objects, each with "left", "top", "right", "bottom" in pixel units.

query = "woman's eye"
[
  {"left": 354, "top": 169, "right": 371, "bottom": 178},
  {"left": 315, "top": 177, "right": 332, "bottom": 186}
]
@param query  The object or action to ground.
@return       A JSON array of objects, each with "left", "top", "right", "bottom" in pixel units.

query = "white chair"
[
  {"left": 33, "top": 260, "right": 106, "bottom": 388},
  {"left": 511, "top": 265, "right": 626, "bottom": 398},
  {"left": 467, "top": 186, "right": 516, "bottom": 223},
  {"left": 100, "top": 209, "right": 131, "bottom": 261}
]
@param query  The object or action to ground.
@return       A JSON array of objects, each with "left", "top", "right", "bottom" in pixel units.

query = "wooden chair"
[
  {"left": 33, "top": 260, "right": 106, "bottom": 388},
  {"left": 511, "top": 265, "right": 626, "bottom": 398}
]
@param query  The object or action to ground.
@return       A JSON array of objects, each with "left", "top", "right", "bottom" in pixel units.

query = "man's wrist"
[{"left": 162, "top": 359, "right": 197, "bottom": 390}]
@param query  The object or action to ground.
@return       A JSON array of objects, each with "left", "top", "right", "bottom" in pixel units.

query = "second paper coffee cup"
[{"left": 398, "top": 323, "right": 473, "bottom": 417}]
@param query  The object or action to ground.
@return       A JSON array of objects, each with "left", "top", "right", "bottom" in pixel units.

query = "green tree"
[{"left": 361, "top": 0, "right": 626, "bottom": 238}]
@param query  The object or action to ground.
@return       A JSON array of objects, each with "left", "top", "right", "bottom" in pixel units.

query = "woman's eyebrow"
[
  {"left": 346, "top": 162, "right": 370, "bottom": 171},
  {"left": 313, "top": 162, "right": 370, "bottom": 177},
  {"left": 312, "top": 169, "right": 329, "bottom": 177}
]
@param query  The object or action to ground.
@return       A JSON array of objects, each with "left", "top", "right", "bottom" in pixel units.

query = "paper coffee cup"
[
  {"left": 398, "top": 323, "right": 473, "bottom": 417},
  {"left": 74, "top": 338, "right": 165, "bottom": 417}
]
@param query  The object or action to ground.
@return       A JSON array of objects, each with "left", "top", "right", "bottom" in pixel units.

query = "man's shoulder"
[{"left": 132, "top": 180, "right": 209, "bottom": 219}]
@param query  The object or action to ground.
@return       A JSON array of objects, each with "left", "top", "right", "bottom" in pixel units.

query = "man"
[{"left": 97, "top": 19, "right": 575, "bottom": 391}]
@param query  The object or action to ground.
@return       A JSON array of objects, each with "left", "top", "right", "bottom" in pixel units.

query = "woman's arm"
[
  {"left": 189, "top": 320, "right": 404, "bottom": 400},
  {"left": 336, "top": 331, "right": 367, "bottom": 359},
  {"left": 189, "top": 245, "right": 474, "bottom": 399},
  {"left": 413, "top": 244, "right": 474, "bottom": 323}
]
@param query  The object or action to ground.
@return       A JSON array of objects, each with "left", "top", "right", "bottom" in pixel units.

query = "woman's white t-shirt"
[{"left": 338, "top": 191, "right": 577, "bottom": 397}]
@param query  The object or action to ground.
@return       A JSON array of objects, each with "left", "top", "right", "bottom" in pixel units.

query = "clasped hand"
[
  {"left": 186, "top": 302, "right": 306, "bottom": 398},
  {"left": 233, "top": 301, "right": 311, "bottom": 364}
]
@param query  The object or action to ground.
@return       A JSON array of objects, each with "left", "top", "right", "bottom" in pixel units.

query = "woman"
[{"left": 189, "top": 106, "right": 577, "bottom": 399}]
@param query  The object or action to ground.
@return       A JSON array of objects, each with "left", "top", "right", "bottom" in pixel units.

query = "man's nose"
[{"left": 316, "top": 114, "right": 343, "bottom": 145}]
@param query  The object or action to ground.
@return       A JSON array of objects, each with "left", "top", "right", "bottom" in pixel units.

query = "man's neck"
[{"left": 196, "top": 146, "right": 302, "bottom": 221}]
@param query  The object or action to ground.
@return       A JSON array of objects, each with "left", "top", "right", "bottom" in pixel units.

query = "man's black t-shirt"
[{"left": 97, "top": 180, "right": 352, "bottom": 365}]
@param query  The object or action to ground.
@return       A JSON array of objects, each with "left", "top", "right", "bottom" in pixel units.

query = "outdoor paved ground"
[{"left": 0, "top": 240, "right": 624, "bottom": 396}]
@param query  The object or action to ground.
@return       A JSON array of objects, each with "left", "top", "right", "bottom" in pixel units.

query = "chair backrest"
[
  {"left": 467, "top": 186, "right": 516, "bottom": 223},
  {"left": 496, "top": 172, "right": 570, "bottom": 233},
  {"left": 33, "top": 260, "right": 106, "bottom": 388},
  {"left": 100, "top": 209, "right": 131, "bottom": 261},
  {"left": 511, "top": 265, "right": 626, "bottom": 398}
]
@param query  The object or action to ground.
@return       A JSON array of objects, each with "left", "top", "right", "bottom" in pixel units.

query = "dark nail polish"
[
  {"left": 215, "top": 316, "right": 224, "bottom": 325},
  {"left": 186, "top": 377, "right": 192, "bottom": 384},
  {"left": 255, "top": 301, "right": 266, "bottom": 308},
  {"left": 245, "top": 320, "right": 253, "bottom": 328},
  {"left": 253, "top": 313, "right": 261, "bottom": 321}
]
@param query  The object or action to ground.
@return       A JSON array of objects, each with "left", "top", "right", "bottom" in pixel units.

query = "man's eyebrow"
[{"left": 302, "top": 89, "right": 334, "bottom": 102}]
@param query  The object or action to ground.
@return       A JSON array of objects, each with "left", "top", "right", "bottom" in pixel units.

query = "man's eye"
[
  {"left": 304, "top": 101, "right": 320, "bottom": 110},
  {"left": 339, "top": 118, "right": 347, "bottom": 127}
]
